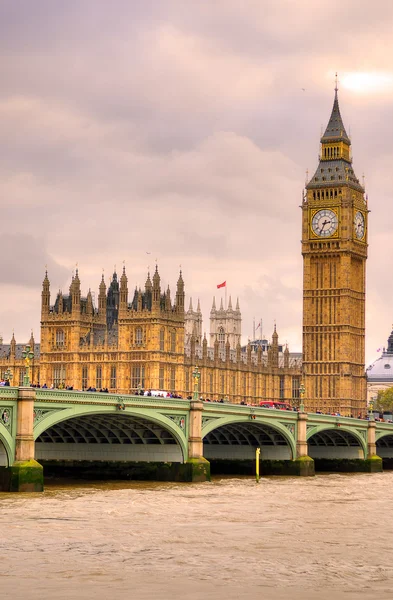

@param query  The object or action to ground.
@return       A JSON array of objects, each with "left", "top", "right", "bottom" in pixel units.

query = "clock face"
[
  {"left": 311, "top": 209, "right": 338, "bottom": 238},
  {"left": 354, "top": 211, "right": 365, "bottom": 240}
]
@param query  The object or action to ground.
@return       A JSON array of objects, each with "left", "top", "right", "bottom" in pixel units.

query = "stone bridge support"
[
  {"left": 367, "top": 420, "right": 383, "bottom": 472},
  {"left": 187, "top": 400, "right": 210, "bottom": 482},
  {"left": 294, "top": 411, "right": 315, "bottom": 476},
  {"left": 5, "top": 388, "right": 43, "bottom": 492}
]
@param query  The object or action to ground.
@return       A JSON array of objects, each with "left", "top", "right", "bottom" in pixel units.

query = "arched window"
[
  {"left": 218, "top": 327, "right": 225, "bottom": 347},
  {"left": 110, "top": 366, "right": 117, "bottom": 389},
  {"left": 171, "top": 330, "right": 176, "bottom": 353},
  {"left": 96, "top": 366, "right": 102, "bottom": 389},
  {"left": 56, "top": 329, "right": 65, "bottom": 346},
  {"left": 82, "top": 366, "right": 88, "bottom": 390},
  {"left": 160, "top": 329, "right": 165, "bottom": 351},
  {"left": 135, "top": 327, "right": 143, "bottom": 346}
]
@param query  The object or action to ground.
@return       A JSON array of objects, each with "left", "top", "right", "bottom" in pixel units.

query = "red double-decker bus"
[{"left": 259, "top": 400, "right": 293, "bottom": 411}]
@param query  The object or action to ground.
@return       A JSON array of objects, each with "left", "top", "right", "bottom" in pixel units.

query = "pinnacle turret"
[
  {"left": 321, "top": 87, "right": 350, "bottom": 145},
  {"left": 307, "top": 86, "right": 363, "bottom": 193},
  {"left": 145, "top": 271, "right": 152, "bottom": 292}
]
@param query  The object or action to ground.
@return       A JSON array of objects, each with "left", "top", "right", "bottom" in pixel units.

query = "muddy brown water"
[{"left": 1, "top": 473, "right": 392, "bottom": 600}]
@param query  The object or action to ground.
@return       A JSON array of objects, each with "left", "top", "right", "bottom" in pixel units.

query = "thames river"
[{"left": 1, "top": 473, "right": 393, "bottom": 600}]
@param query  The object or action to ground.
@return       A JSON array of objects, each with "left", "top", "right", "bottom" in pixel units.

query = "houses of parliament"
[
  {"left": 0, "top": 266, "right": 302, "bottom": 404},
  {"left": 0, "top": 87, "right": 369, "bottom": 414}
]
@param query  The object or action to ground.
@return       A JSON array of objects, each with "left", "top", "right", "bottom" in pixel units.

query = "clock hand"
[{"left": 320, "top": 219, "right": 331, "bottom": 232}]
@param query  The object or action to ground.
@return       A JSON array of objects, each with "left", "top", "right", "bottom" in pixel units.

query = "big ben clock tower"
[{"left": 302, "top": 83, "right": 368, "bottom": 416}]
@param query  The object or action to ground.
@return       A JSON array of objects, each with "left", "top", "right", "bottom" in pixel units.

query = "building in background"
[{"left": 366, "top": 327, "right": 393, "bottom": 404}]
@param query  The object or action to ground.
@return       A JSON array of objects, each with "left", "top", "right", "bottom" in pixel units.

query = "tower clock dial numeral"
[
  {"left": 311, "top": 209, "right": 338, "bottom": 238},
  {"left": 354, "top": 211, "right": 365, "bottom": 240}
]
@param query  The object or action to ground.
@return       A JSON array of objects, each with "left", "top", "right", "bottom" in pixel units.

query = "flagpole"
[
  {"left": 253, "top": 318, "right": 255, "bottom": 341},
  {"left": 225, "top": 285, "right": 227, "bottom": 310}
]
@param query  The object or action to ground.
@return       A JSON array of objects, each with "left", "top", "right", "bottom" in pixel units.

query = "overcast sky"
[{"left": 1, "top": 0, "right": 393, "bottom": 365}]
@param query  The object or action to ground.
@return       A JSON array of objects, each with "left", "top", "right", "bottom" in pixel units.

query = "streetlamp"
[
  {"left": 369, "top": 399, "right": 375, "bottom": 421},
  {"left": 4, "top": 368, "right": 13, "bottom": 386},
  {"left": 299, "top": 382, "right": 305, "bottom": 413},
  {"left": 21, "top": 344, "right": 34, "bottom": 387},
  {"left": 192, "top": 366, "right": 201, "bottom": 400}
]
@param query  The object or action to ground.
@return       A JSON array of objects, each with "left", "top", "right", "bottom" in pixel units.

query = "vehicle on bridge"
[{"left": 259, "top": 400, "right": 293, "bottom": 411}]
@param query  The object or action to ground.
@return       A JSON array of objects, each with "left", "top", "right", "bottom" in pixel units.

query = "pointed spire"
[
  {"left": 177, "top": 269, "right": 184, "bottom": 288},
  {"left": 219, "top": 297, "right": 224, "bottom": 310},
  {"left": 152, "top": 264, "right": 161, "bottom": 307},
  {"left": 10, "top": 332, "right": 16, "bottom": 357},
  {"left": 153, "top": 264, "right": 160, "bottom": 285},
  {"left": 120, "top": 264, "right": 128, "bottom": 287},
  {"left": 145, "top": 270, "right": 152, "bottom": 292},
  {"left": 43, "top": 269, "right": 49, "bottom": 288},
  {"left": 165, "top": 284, "right": 171, "bottom": 310},
  {"left": 86, "top": 289, "right": 93, "bottom": 315},
  {"left": 211, "top": 296, "right": 216, "bottom": 311},
  {"left": 188, "top": 297, "right": 193, "bottom": 312},
  {"left": 228, "top": 296, "right": 232, "bottom": 310},
  {"left": 42, "top": 269, "right": 50, "bottom": 316},
  {"left": 272, "top": 323, "right": 278, "bottom": 350},
  {"left": 321, "top": 81, "right": 350, "bottom": 145},
  {"left": 236, "top": 297, "right": 240, "bottom": 311},
  {"left": 202, "top": 332, "right": 207, "bottom": 359},
  {"left": 197, "top": 298, "right": 201, "bottom": 313}
]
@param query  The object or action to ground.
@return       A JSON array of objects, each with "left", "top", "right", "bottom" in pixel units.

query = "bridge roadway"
[{"left": 0, "top": 387, "right": 391, "bottom": 491}]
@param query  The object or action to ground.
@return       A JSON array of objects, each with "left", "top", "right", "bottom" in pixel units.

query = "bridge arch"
[
  {"left": 307, "top": 425, "right": 367, "bottom": 459},
  {"left": 376, "top": 432, "right": 393, "bottom": 458},
  {"left": 0, "top": 424, "right": 14, "bottom": 467},
  {"left": 202, "top": 416, "right": 296, "bottom": 460},
  {"left": 34, "top": 406, "right": 188, "bottom": 463}
]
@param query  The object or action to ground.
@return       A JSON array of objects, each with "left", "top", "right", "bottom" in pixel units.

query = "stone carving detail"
[
  {"left": 166, "top": 415, "right": 186, "bottom": 430},
  {"left": 0, "top": 408, "right": 12, "bottom": 430}
]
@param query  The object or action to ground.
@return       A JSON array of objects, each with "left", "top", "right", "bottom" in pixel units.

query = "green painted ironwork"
[{"left": 21, "top": 344, "right": 34, "bottom": 386}]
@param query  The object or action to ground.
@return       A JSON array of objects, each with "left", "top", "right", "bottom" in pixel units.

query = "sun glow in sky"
[{"left": 341, "top": 71, "right": 393, "bottom": 94}]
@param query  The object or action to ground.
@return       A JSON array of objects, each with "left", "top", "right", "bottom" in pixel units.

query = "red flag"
[
  {"left": 256, "top": 322, "right": 261, "bottom": 330},
  {"left": 217, "top": 281, "right": 226, "bottom": 289}
]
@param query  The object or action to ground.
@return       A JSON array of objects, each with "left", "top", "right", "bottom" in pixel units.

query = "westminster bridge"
[{"left": 0, "top": 386, "right": 392, "bottom": 491}]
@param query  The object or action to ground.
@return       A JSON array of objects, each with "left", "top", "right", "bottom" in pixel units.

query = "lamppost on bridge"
[
  {"left": 4, "top": 368, "right": 13, "bottom": 386},
  {"left": 299, "top": 382, "right": 305, "bottom": 413},
  {"left": 368, "top": 399, "right": 375, "bottom": 421},
  {"left": 192, "top": 366, "right": 201, "bottom": 401},
  {"left": 21, "top": 344, "right": 34, "bottom": 387}
]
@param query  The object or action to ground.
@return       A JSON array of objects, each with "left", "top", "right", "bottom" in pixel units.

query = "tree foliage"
[{"left": 374, "top": 387, "right": 393, "bottom": 413}]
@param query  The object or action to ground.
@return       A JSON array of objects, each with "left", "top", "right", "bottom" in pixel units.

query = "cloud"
[{"left": 0, "top": 0, "right": 393, "bottom": 363}]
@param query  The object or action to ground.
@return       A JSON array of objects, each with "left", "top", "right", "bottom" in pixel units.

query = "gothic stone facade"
[
  {"left": 0, "top": 267, "right": 302, "bottom": 404},
  {"left": 302, "top": 88, "right": 368, "bottom": 416}
]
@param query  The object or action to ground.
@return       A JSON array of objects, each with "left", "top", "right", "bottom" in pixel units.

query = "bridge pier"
[
  {"left": 294, "top": 412, "right": 315, "bottom": 476},
  {"left": 4, "top": 387, "right": 43, "bottom": 492},
  {"left": 187, "top": 400, "right": 210, "bottom": 482},
  {"left": 366, "top": 421, "right": 383, "bottom": 472}
]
